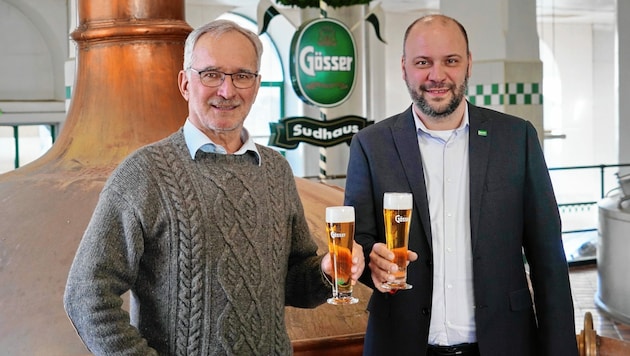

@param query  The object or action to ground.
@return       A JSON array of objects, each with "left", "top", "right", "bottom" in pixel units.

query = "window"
[{"left": 218, "top": 13, "right": 284, "bottom": 147}]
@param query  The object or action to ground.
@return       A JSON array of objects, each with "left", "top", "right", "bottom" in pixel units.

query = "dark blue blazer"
[{"left": 344, "top": 104, "right": 578, "bottom": 356}]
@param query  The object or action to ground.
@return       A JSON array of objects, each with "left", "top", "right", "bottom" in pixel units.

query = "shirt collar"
[
  {"left": 413, "top": 103, "right": 470, "bottom": 137},
  {"left": 183, "top": 119, "right": 261, "bottom": 166}
]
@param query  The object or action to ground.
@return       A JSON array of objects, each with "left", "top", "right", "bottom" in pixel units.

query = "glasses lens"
[
  {"left": 200, "top": 71, "right": 222, "bottom": 87},
  {"left": 232, "top": 73, "right": 257, "bottom": 89},
  {"left": 196, "top": 70, "right": 257, "bottom": 88}
]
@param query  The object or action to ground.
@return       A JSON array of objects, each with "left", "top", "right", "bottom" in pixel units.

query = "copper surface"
[
  {"left": 576, "top": 312, "right": 630, "bottom": 356},
  {"left": 0, "top": 0, "right": 191, "bottom": 354}
]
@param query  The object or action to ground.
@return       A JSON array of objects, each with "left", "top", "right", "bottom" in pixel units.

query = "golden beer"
[
  {"left": 382, "top": 193, "right": 413, "bottom": 290},
  {"left": 326, "top": 206, "right": 358, "bottom": 305}
]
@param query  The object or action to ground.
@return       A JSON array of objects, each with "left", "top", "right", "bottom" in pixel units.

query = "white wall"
[
  {"left": 592, "top": 24, "right": 617, "bottom": 165},
  {"left": 382, "top": 11, "right": 426, "bottom": 118},
  {"left": 0, "top": 0, "right": 68, "bottom": 173},
  {"left": 539, "top": 21, "right": 617, "bottom": 168},
  {"left": 0, "top": 0, "right": 67, "bottom": 100}
]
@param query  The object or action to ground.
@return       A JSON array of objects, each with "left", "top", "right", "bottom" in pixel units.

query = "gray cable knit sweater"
[{"left": 64, "top": 129, "right": 330, "bottom": 355}]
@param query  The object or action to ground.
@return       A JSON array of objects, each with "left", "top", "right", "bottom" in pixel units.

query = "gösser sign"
[{"left": 290, "top": 17, "right": 357, "bottom": 108}]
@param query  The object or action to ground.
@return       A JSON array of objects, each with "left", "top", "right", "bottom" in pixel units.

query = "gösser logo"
[
  {"left": 330, "top": 232, "right": 346, "bottom": 239},
  {"left": 290, "top": 17, "right": 357, "bottom": 108},
  {"left": 395, "top": 215, "right": 410, "bottom": 223}
]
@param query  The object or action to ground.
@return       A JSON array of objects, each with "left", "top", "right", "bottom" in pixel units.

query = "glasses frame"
[{"left": 188, "top": 68, "right": 259, "bottom": 89}]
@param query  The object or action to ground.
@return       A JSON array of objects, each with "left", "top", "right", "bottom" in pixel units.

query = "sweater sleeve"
[
  {"left": 64, "top": 185, "right": 158, "bottom": 356},
  {"left": 276, "top": 159, "right": 330, "bottom": 308}
]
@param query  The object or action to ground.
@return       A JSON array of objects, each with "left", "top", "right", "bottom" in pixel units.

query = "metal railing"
[
  {"left": 548, "top": 163, "right": 630, "bottom": 266},
  {"left": 307, "top": 163, "right": 630, "bottom": 266},
  {"left": 2, "top": 125, "right": 57, "bottom": 169},
  {"left": 0, "top": 101, "right": 65, "bottom": 170},
  {"left": 2, "top": 113, "right": 628, "bottom": 265},
  {"left": 307, "top": 163, "right": 630, "bottom": 213},
  {"left": 550, "top": 163, "right": 630, "bottom": 233}
]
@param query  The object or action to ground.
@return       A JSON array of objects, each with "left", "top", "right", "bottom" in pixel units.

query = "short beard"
[{"left": 407, "top": 74, "right": 468, "bottom": 120}]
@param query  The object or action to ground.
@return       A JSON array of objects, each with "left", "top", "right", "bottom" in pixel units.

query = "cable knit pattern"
[
  {"left": 64, "top": 129, "right": 330, "bottom": 356},
  {"left": 211, "top": 154, "right": 267, "bottom": 353},
  {"left": 149, "top": 144, "right": 205, "bottom": 355}
]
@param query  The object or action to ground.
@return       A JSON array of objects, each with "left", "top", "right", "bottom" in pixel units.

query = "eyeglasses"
[{"left": 189, "top": 68, "right": 259, "bottom": 89}]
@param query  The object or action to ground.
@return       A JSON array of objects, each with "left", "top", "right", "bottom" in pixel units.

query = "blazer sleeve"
[
  {"left": 521, "top": 121, "right": 578, "bottom": 355},
  {"left": 344, "top": 132, "right": 381, "bottom": 289}
]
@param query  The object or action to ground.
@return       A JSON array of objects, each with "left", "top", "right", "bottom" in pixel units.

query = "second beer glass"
[
  {"left": 382, "top": 192, "right": 413, "bottom": 290},
  {"left": 325, "top": 206, "right": 358, "bottom": 305}
]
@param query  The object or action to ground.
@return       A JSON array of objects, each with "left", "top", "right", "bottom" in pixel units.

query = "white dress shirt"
[
  {"left": 183, "top": 119, "right": 261, "bottom": 165},
  {"left": 413, "top": 107, "right": 476, "bottom": 346}
]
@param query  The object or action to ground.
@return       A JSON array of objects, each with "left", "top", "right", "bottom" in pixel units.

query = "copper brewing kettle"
[{"left": 0, "top": 1, "right": 191, "bottom": 354}]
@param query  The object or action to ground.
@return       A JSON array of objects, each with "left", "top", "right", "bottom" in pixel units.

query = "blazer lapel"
[
  {"left": 391, "top": 107, "right": 433, "bottom": 248},
  {"left": 468, "top": 103, "right": 491, "bottom": 251}
]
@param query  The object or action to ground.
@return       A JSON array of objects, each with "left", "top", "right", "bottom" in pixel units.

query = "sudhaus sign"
[
  {"left": 267, "top": 17, "right": 370, "bottom": 149},
  {"left": 257, "top": 2, "right": 386, "bottom": 150},
  {"left": 269, "top": 115, "right": 370, "bottom": 149}
]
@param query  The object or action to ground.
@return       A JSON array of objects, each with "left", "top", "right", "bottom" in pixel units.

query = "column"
[
  {"left": 442, "top": 0, "right": 544, "bottom": 144},
  {"left": 618, "top": 1, "right": 630, "bottom": 169}
]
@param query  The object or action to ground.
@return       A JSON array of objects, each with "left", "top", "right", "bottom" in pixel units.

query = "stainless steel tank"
[{"left": 596, "top": 191, "right": 630, "bottom": 325}]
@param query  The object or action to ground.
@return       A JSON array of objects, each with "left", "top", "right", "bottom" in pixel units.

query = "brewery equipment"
[
  {"left": 616, "top": 172, "right": 630, "bottom": 208},
  {"left": 596, "top": 171, "right": 630, "bottom": 326},
  {"left": 0, "top": 1, "right": 190, "bottom": 354}
]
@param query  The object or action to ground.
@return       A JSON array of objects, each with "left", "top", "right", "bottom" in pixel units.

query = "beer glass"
[
  {"left": 382, "top": 192, "right": 413, "bottom": 290},
  {"left": 325, "top": 206, "right": 359, "bottom": 305}
]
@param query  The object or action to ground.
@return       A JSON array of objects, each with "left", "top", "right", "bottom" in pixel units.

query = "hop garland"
[{"left": 275, "top": 0, "right": 371, "bottom": 9}]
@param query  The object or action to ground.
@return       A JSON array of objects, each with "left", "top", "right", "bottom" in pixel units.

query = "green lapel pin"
[{"left": 478, "top": 129, "right": 487, "bottom": 136}]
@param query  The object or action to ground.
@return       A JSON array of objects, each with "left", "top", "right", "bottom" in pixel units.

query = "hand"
[
  {"left": 350, "top": 240, "right": 365, "bottom": 285},
  {"left": 369, "top": 242, "right": 418, "bottom": 293},
  {"left": 320, "top": 241, "right": 365, "bottom": 285}
]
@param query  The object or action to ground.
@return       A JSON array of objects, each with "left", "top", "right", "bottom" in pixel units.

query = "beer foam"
[
  {"left": 326, "top": 206, "right": 355, "bottom": 223},
  {"left": 383, "top": 192, "right": 413, "bottom": 210}
]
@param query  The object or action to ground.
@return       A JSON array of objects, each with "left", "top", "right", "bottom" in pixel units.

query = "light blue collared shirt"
[
  {"left": 413, "top": 106, "right": 476, "bottom": 346},
  {"left": 183, "top": 119, "right": 261, "bottom": 166}
]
